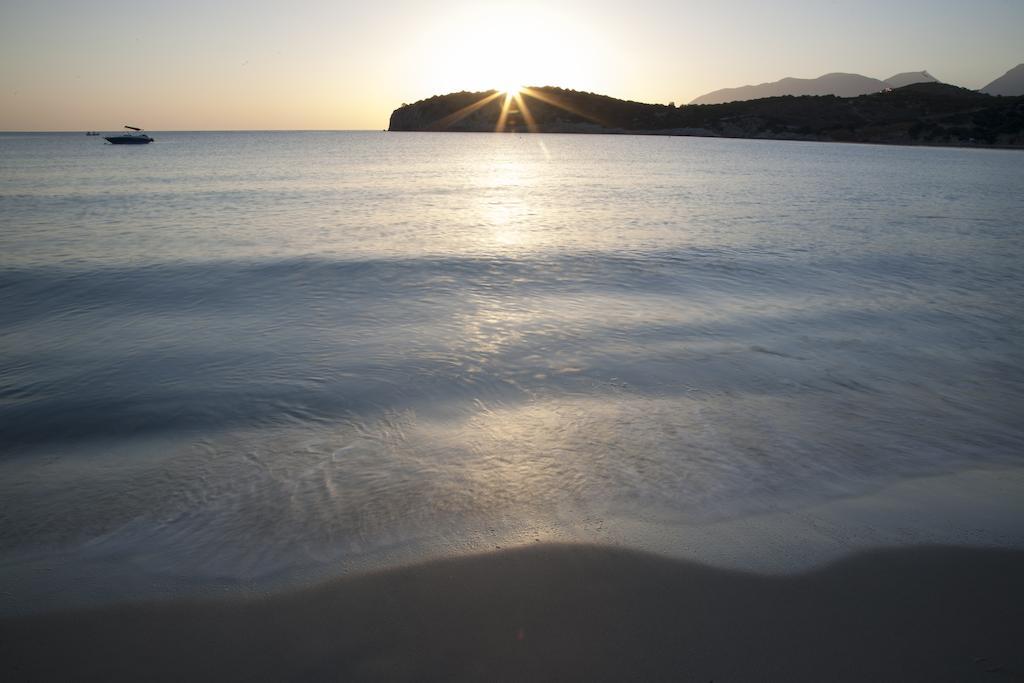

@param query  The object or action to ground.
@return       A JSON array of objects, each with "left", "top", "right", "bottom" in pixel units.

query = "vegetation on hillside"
[{"left": 389, "top": 83, "right": 1024, "bottom": 147}]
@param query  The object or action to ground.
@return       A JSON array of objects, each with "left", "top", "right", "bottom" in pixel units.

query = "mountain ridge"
[
  {"left": 690, "top": 71, "right": 939, "bottom": 105},
  {"left": 884, "top": 71, "right": 938, "bottom": 89},
  {"left": 982, "top": 64, "right": 1024, "bottom": 96}
]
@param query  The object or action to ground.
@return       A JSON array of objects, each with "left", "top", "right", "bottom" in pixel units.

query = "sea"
[{"left": 2, "top": 131, "right": 1023, "bottom": 613}]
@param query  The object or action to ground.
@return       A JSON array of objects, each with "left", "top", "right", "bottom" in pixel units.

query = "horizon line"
[{"left": 0, "top": 129, "right": 386, "bottom": 134}]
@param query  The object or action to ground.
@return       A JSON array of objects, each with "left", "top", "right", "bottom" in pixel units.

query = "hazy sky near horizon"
[{"left": 1, "top": 0, "right": 1021, "bottom": 131}]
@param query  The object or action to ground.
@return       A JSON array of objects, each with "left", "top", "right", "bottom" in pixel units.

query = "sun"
[{"left": 417, "top": 5, "right": 601, "bottom": 98}]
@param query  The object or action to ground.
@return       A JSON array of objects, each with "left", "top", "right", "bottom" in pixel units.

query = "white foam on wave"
[{"left": 2, "top": 393, "right": 1023, "bottom": 615}]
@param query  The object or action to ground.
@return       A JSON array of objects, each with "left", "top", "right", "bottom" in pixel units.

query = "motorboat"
[
  {"left": 105, "top": 125, "right": 154, "bottom": 144},
  {"left": 85, "top": 131, "right": 100, "bottom": 136}
]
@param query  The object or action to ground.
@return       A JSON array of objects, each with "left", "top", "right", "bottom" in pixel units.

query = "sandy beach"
[{"left": 2, "top": 543, "right": 1022, "bottom": 682}]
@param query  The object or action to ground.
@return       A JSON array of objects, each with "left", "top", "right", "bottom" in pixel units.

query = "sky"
[{"left": 1, "top": 0, "right": 1021, "bottom": 131}]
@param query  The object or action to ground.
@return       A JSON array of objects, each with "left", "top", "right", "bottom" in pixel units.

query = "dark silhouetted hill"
[
  {"left": 690, "top": 73, "right": 886, "bottom": 105},
  {"left": 389, "top": 83, "right": 1024, "bottom": 148},
  {"left": 982, "top": 64, "right": 1024, "bottom": 96}
]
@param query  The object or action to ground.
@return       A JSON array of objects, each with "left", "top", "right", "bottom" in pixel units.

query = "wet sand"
[{"left": 2, "top": 543, "right": 1023, "bottom": 682}]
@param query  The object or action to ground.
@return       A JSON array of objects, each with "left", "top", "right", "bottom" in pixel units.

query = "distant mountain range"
[
  {"left": 690, "top": 71, "right": 938, "bottom": 105},
  {"left": 390, "top": 82, "right": 1024, "bottom": 148},
  {"left": 981, "top": 64, "right": 1024, "bottom": 96},
  {"left": 885, "top": 71, "right": 939, "bottom": 89},
  {"left": 688, "top": 64, "right": 1024, "bottom": 104}
]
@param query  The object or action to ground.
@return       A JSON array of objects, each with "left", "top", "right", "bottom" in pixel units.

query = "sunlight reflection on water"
[{"left": 1, "top": 132, "right": 1023, "bottom": 609}]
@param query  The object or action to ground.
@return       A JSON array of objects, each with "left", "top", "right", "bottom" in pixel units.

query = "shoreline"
[
  {"left": 386, "top": 127, "right": 1024, "bottom": 151},
  {"left": 3, "top": 542, "right": 1023, "bottom": 682},
  {"left": 2, "top": 465, "right": 1023, "bottom": 619}
]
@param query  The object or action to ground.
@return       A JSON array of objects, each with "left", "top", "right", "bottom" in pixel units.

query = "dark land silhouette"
[{"left": 389, "top": 83, "right": 1024, "bottom": 147}]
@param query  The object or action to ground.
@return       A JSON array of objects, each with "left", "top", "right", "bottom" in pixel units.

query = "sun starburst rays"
[
  {"left": 518, "top": 87, "right": 606, "bottom": 128},
  {"left": 495, "top": 92, "right": 515, "bottom": 133},
  {"left": 513, "top": 92, "right": 538, "bottom": 133},
  {"left": 430, "top": 91, "right": 504, "bottom": 131},
  {"left": 426, "top": 85, "right": 598, "bottom": 133}
]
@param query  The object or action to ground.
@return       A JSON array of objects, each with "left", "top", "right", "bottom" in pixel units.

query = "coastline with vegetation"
[{"left": 390, "top": 83, "right": 1024, "bottom": 148}]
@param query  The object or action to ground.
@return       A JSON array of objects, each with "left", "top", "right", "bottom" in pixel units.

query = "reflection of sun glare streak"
[
  {"left": 485, "top": 189, "right": 531, "bottom": 248},
  {"left": 536, "top": 139, "right": 551, "bottom": 160}
]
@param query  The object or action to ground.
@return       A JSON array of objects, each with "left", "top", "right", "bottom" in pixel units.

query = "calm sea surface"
[{"left": 2, "top": 132, "right": 1023, "bottom": 610}]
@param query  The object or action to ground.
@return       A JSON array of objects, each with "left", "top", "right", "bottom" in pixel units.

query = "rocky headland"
[{"left": 389, "top": 83, "right": 1024, "bottom": 148}]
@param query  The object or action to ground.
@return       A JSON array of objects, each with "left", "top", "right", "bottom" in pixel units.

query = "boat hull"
[{"left": 104, "top": 135, "right": 153, "bottom": 144}]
